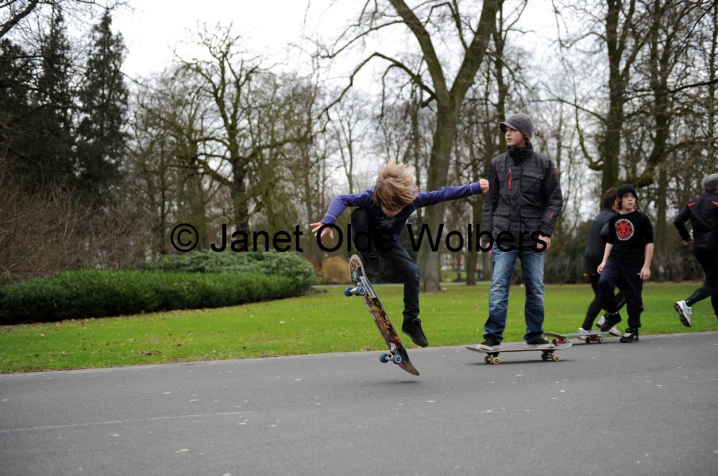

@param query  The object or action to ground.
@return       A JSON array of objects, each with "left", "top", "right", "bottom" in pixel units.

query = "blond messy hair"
[{"left": 373, "top": 159, "right": 418, "bottom": 211}]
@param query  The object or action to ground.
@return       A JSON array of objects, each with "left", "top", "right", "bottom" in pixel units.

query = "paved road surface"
[{"left": 1, "top": 332, "right": 717, "bottom": 475}]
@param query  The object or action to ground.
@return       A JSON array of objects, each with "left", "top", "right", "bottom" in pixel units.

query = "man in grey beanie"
[
  {"left": 499, "top": 112, "right": 534, "bottom": 140},
  {"left": 673, "top": 173, "right": 718, "bottom": 325},
  {"left": 477, "top": 113, "right": 564, "bottom": 351}
]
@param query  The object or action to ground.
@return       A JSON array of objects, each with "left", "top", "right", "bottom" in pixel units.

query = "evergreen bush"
[{"left": 0, "top": 268, "right": 308, "bottom": 325}]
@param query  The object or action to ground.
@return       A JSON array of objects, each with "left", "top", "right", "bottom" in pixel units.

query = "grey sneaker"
[
  {"left": 674, "top": 301, "right": 692, "bottom": 327},
  {"left": 527, "top": 337, "right": 555, "bottom": 349}
]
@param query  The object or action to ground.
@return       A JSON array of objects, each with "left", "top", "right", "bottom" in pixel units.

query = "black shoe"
[
  {"left": 402, "top": 318, "right": 428, "bottom": 347},
  {"left": 619, "top": 328, "right": 639, "bottom": 343},
  {"left": 526, "top": 337, "right": 555, "bottom": 349},
  {"left": 476, "top": 336, "right": 501, "bottom": 351},
  {"left": 363, "top": 255, "right": 380, "bottom": 277},
  {"left": 600, "top": 312, "right": 622, "bottom": 333}
]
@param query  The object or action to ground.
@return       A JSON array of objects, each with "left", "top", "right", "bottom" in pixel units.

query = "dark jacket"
[
  {"left": 483, "top": 144, "right": 563, "bottom": 249},
  {"left": 321, "top": 182, "right": 483, "bottom": 242},
  {"left": 584, "top": 208, "right": 616, "bottom": 273},
  {"left": 674, "top": 191, "right": 718, "bottom": 254}
]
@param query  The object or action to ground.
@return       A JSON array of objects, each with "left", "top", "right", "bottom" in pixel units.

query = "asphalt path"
[{"left": 1, "top": 332, "right": 717, "bottom": 476}]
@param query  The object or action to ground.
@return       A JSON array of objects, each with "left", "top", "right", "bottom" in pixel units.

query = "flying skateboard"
[
  {"left": 466, "top": 342, "right": 572, "bottom": 365},
  {"left": 544, "top": 331, "right": 614, "bottom": 345},
  {"left": 345, "top": 254, "right": 419, "bottom": 376}
]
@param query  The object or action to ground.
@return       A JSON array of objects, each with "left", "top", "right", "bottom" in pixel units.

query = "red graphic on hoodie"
[{"left": 615, "top": 218, "right": 634, "bottom": 241}]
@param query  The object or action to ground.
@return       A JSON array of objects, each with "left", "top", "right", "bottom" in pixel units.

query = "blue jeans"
[{"left": 483, "top": 244, "right": 546, "bottom": 342}]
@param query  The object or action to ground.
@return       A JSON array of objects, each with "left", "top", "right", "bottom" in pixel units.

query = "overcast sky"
[
  {"left": 113, "top": 0, "right": 558, "bottom": 81},
  {"left": 113, "top": 0, "right": 344, "bottom": 79}
]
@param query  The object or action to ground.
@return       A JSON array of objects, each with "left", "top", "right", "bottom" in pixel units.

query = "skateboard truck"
[{"left": 344, "top": 286, "right": 367, "bottom": 297}]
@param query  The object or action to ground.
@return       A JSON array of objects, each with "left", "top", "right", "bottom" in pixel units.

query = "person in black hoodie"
[
  {"left": 579, "top": 188, "right": 624, "bottom": 336},
  {"left": 673, "top": 173, "right": 718, "bottom": 326}
]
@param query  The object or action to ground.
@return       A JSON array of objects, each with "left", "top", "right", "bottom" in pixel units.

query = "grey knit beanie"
[{"left": 499, "top": 113, "right": 534, "bottom": 140}]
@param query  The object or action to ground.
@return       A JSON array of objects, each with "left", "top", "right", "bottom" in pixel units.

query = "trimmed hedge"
[
  {"left": 0, "top": 269, "right": 308, "bottom": 325},
  {"left": 0, "top": 251, "right": 318, "bottom": 325},
  {"left": 137, "top": 250, "right": 318, "bottom": 287}
]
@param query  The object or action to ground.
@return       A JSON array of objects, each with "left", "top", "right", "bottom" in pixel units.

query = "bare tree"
[
  {"left": 329, "top": 89, "right": 372, "bottom": 195},
  {"left": 174, "top": 26, "right": 311, "bottom": 231},
  {"left": 553, "top": 0, "right": 651, "bottom": 192},
  {"left": 323, "top": 0, "right": 500, "bottom": 291},
  {"left": 1, "top": 0, "right": 123, "bottom": 40}
]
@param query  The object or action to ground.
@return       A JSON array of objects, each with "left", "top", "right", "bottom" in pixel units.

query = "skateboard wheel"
[
  {"left": 356, "top": 286, "right": 367, "bottom": 296},
  {"left": 490, "top": 357, "right": 500, "bottom": 365},
  {"left": 344, "top": 286, "right": 354, "bottom": 297},
  {"left": 380, "top": 353, "right": 390, "bottom": 363},
  {"left": 484, "top": 356, "right": 490, "bottom": 364},
  {"left": 585, "top": 337, "right": 591, "bottom": 344},
  {"left": 552, "top": 354, "right": 560, "bottom": 362},
  {"left": 541, "top": 353, "right": 550, "bottom": 361},
  {"left": 392, "top": 354, "right": 403, "bottom": 365},
  {"left": 598, "top": 337, "right": 604, "bottom": 344}
]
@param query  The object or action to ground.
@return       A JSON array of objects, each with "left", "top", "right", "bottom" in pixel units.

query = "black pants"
[
  {"left": 685, "top": 248, "right": 718, "bottom": 318},
  {"left": 350, "top": 208, "right": 420, "bottom": 322},
  {"left": 582, "top": 272, "right": 626, "bottom": 330},
  {"left": 598, "top": 261, "right": 643, "bottom": 329}
]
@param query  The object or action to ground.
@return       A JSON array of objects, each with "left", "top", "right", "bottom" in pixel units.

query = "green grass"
[{"left": 0, "top": 282, "right": 715, "bottom": 373}]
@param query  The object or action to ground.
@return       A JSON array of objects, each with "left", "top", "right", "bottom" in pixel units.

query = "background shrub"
[
  {"left": 0, "top": 267, "right": 310, "bottom": 325},
  {"left": 0, "top": 251, "right": 317, "bottom": 324},
  {"left": 322, "top": 256, "right": 351, "bottom": 284},
  {"left": 137, "top": 250, "right": 317, "bottom": 287}
]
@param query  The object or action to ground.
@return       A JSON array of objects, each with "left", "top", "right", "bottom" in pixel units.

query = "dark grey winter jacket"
[{"left": 483, "top": 144, "right": 563, "bottom": 249}]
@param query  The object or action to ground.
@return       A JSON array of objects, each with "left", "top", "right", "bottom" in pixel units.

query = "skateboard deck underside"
[{"left": 348, "top": 255, "right": 419, "bottom": 376}]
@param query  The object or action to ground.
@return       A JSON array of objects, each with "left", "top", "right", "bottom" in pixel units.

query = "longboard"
[
  {"left": 544, "top": 331, "right": 613, "bottom": 345},
  {"left": 466, "top": 342, "right": 572, "bottom": 365},
  {"left": 345, "top": 254, "right": 419, "bottom": 376}
]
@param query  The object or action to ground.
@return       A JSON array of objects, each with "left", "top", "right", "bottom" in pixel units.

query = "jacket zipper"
[{"left": 508, "top": 169, "right": 512, "bottom": 189}]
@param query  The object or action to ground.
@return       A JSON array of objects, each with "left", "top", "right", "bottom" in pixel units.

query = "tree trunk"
[{"left": 418, "top": 103, "right": 459, "bottom": 291}]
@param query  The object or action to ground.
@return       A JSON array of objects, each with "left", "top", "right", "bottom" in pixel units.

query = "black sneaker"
[
  {"left": 619, "top": 328, "right": 639, "bottom": 343},
  {"left": 402, "top": 318, "right": 428, "bottom": 347},
  {"left": 476, "top": 336, "right": 501, "bottom": 351},
  {"left": 600, "top": 312, "right": 622, "bottom": 333},
  {"left": 526, "top": 337, "right": 555, "bottom": 349},
  {"left": 363, "top": 255, "right": 380, "bottom": 277}
]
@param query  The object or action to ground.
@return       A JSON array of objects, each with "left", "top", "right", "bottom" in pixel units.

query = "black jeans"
[
  {"left": 685, "top": 248, "right": 718, "bottom": 318},
  {"left": 598, "top": 260, "right": 644, "bottom": 329},
  {"left": 582, "top": 272, "right": 626, "bottom": 330},
  {"left": 350, "top": 208, "right": 420, "bottom": 322}
]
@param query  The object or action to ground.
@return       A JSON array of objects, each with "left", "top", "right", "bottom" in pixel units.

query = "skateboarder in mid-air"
[{"left": 310, "top": 159, "right": 488, "bottom": 347}]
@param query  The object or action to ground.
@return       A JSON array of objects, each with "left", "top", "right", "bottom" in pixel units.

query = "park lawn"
[{"left": 0, "top": 281, "right": 715, "bottom": 373}]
